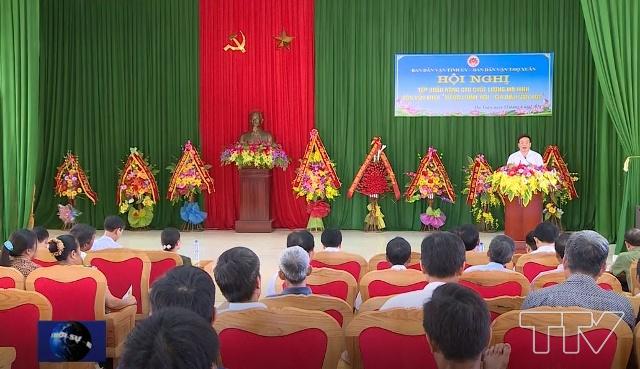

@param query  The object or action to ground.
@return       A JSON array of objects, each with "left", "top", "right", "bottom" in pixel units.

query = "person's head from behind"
[
  {"left": 48, "top": 235, "right": 82, "bottom": 265},
  {"left": 214, "top": 247, "right": 261, "bottom": 303},
  {"left": 554, "top": 233, "right": 571, "bottom": 263},
  {"left": 525, "top": 231, "right": 537, "bottom": 252},
  {"left": 386, "top": 237, "right": 411, "bottom": 266},
  {"left": 421, "top": 232, "right": 465, "bottom": 281},
  {"left": 104, "top": 215, "right": 125, "bottom": 240},
  {"left": 161, "top": 227, "right": 181, "bottom": 252},
  {"left": 278, "top": 246, "right": 311, "bottom": 288},
  {"left": 487, "top": 235, "right": 515, "bottom": 266},
  {"left": 150, "top": 266, "right": 216, "bottom": 323},
  {"left": 1, "top": 229, "right": 37, "bottom": 266},
  {"left": 452, "top": 224, "right": 479, "bottom": 251},
  {"left": 321, "top": 228, "right": 342, "bottom": 249},
  {"left": 120, "top": 307, "right": 219, "bottom": 369},
  {"left": 69, "top": 223, "right": 96, "bottom": 252},
  {"left": 286, "top": 230, "right": 315, "bottom": 257},
  {"left": 624, "top": 228, "right": 640, "bottom": 252},
  {"left": 423, "top": 284, "right": 490, "bottom": 366},
  {"left": 533, "top": 222, "right": 559, "bottom": 246},
  {"left": 564, "top": 230, "right": 609, "bottom": 279},
  {"left": 32, "top": 226, "right": 49, "bottom": 248}
]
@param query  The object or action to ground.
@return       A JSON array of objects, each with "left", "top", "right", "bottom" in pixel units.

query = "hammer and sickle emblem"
[{"left": 224, "top": 31, "right": 246, "bottom": 53}]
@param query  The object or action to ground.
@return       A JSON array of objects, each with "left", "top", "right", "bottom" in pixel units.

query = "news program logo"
[{"left": 39, "top": 321, "right": 106, "bottom": 362}]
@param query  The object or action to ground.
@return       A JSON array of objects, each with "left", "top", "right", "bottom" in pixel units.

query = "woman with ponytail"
[
  {"left": 49, "top": 234, "right": 137, "bottom": 311},
  {"left": 0, "top": 229, "right": 39, "bottom": 277}
]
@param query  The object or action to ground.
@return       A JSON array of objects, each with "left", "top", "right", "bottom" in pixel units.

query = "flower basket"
[
  {"left": 117, "top": 148, "right": 159, "bottom": 229},
  {"left": 54, "top": 153, "right": 97, "bottom": 228}
]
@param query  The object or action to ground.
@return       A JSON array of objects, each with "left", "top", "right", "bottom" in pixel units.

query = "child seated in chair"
[
  {"left": 49, "top": 234, "right": 137, "bottom": 310},
  {"left": 161, "top": 227, "right": 191, "bottom": 266}
]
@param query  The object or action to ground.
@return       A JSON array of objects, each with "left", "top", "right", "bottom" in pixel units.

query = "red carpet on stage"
[{"left": 199, "top": 0, "right": 315, "bottom": 229}]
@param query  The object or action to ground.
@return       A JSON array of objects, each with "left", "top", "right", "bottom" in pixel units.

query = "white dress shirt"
[
  {"left": 464, "top": 262, "right": 514, "bottom": 273},
  {"left": 354, "top": 265, "right": 408, "bottom": 309},
  {"left": 532, "top": 244, "right": 556, "bottom": 254},
  {"left": 91, "top": 235, "right": 121, "bottom": 251},
  {"left": 380, "top": 281, "right": 445, "bottom": 310},
  {"left": 507, "top": 150, "right": 544, "bottom": 166},
  {"left": 220, "top": 302, "right": 267, "bottom": 313}
]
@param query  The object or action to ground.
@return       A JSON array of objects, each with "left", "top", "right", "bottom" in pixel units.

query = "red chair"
[
  {"left": 532, "top": 271, "right": 624, "bottom": 293},
  {"left": 32, "top": 247, "right": 57, "bottom": 267},
  {"left": 84, "top": 249, "right": 151, "bottom": 319},
  {"left": 515, "top": 253, "right": 560, "bottom": 282},
  {"left": 357, "top": 295, "right": 394, "bottom": 313},
  {"left": 359, "top": 269, "right": 427, "bottom": 301},
  {"left": 459, "top": 271, "right": 530, "bottom": 298},
  {"left": 465, "top": 251, "right": 514, "bottom": 270},
  {"left": 214, "top": 307, "right": 344, "bottom": 369},
  {"left": 142, "top": 250, "right": 183, "bottom": 286},
  {"left": 491, "top": 307, "right": 632, "bottom": 369},
  {"left": 367, "top": 252, "right": 421, "bottom": 272},
  {"left": 261, "top": 294, "right": 354, "bottom": 327},
  {"left": 485, "top": 296, "right": 524, "bottom": 322},
  {"left": 311, "top": 251, "right": 368, "bottom": 281},
  {"left": 0, "top": 289, "right": 52, "bottom": 369},
  {"left": 26, "top": 265, "right": 136, "bottom": 365},
  {"left": 0, "top": 267, "right": 24, "bottom": 289},
  {"left": 346, "top": 309, "right": 436, "bottom": 369}
]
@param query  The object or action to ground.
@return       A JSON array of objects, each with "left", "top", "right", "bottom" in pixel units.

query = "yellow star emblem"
[{"left": 274, "top": 30, "right": 294, "bottom": 49}]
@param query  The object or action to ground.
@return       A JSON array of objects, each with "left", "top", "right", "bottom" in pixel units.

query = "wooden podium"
[
  {"left": 235, "top": 168, "right": 273, "bottom": 233},
  {"left": 504, "top": 193, "right": 543, "bottom": 252}
]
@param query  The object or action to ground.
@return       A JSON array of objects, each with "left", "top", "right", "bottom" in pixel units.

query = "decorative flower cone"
[
  {"left": 293, "top": 129, "right": 341, "bottom": 231},
  {"left": 168, "top": 141, "right": 214, "bottom": 231},
  {"left": 348, "top": 137, "right": 400, "bottom": 232},
  {"left": 405, "top": 147, "right": 455, "bottom": 231},
  {"left": 462, "top": 155, "right": 500, "bottom": 232},
  {"left": 54, "top": 153, "right": 97, "bottom": 228},
  {"left": 542, "top": 145, "right": 579, "bottom": 230},
  {"left": 117, "top": 148, "right": 159, "bottom": 229}
]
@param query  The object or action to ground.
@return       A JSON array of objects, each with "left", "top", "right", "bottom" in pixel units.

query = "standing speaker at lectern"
[{"left": 506, "top": 134, "right": 544, "bottom": 166}]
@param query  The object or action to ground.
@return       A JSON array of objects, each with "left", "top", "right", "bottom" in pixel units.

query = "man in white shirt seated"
[
  {"left": 530, "top": 222, "right": 559, "bottom": 254},
  {"left": 91, "top": 215, "right": 125, "bottom": 251},
  {"left": 380, "top": 232, "right": 465, "bottom": 310},
  {"left": 214, "top": 246, "right": 266, "bottom": 313},
  {"left": 321, "top": 228, "right": 343, "bottom": 252},
  {"left": 531, "top": 233, "right": 569, "bottom": 283},
  {"left": 506, "top": 134, "right": 544, "bottom": 167},
  {"left": 386, "top": 236, "right": 412, "bottom": 270},
  {"left": 465, "top": 235, "right": 516, "bottom": 273}
]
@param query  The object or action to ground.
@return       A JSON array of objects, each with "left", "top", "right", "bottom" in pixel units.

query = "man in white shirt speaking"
[{"left": 507, "top": 134, "right": 544, "bottom": 167}]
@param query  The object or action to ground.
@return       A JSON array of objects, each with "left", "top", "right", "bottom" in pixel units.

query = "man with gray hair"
[
  {"left": 270, "top": 246, "right": 312, "bottom": 296},
  {"left": 464, "top": 235, "right": 516, "bottom": 273},
  {"left": 522, "top": 230, "right": 634, "bottom": 326}
]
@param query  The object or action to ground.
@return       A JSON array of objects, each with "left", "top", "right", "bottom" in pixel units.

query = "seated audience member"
[
  {"left": 464, "top": 235, "right": 515, "bottom": 273},
  {"left": 49, "top": 234, "right": 136, "bottom": 310},
  {"left": 265, "top": 230, "right": 315, "bottom": 296},
  {"left": 150, "top": 266, "right": 215, "bottom": 322},
  {"left": 270, "top": 246, "right": 312, "bottom": 296},
  {"left": 522, "top": 230, "right": 634, "bottom": 327},
  {"left": 321, "top": 228, "right": 342, "bottom": 251},
  {"left": 119, "top": 307, "right": 219, "bottom": 369},
  {"left": 380, "top": 232, "right": 465, "bottom": 310},
  {"left": 214, "top": 246, "right": 266, "bottom": 312},
  {"left": 531, "top": 232, "right": 570, "bottom": 282},
  {"left": 610, "top": 228, "right": 640, "bottom": 291},
  {"left": 161, "top": 227, "right": 192, "bottom": 266},
  {"left": 530, "top": 222, "right": 559, "bottom": 254},
  {"left": 92, "top": 215, "right": 125, "bottom": 251},
  {"left": 453, "top": 224, "right": 480, "bottom": 251},
  {"left": 69, "top": 223, "right": 96, "bottom": 258},
  {"left": 386, "top": 236, "right": 412, "bottom": 269},
  {"left": 32, "top": 226, "right": 49, "bottom": 249},
  {"left": 0, "top": 229, "right": 39, "bottom": 277},
  {"left": 424, "top": 284, "right": 510, "bottom": 369},
  {"left": 525, "top": 231, "right": 537, "bottom": 252}
]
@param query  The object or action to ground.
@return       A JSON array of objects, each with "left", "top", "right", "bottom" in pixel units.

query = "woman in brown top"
[{"left": 0, "top": 229, "right": 39, "bottom": 278}]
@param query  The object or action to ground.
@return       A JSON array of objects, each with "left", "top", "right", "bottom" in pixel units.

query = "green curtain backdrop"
[
  {"left": 581, "top": 0, "right": 639, "bottom": 252},
  {"left": 0, "top": 0, "right": 40, "bottom": 240},
  {"left": 35, "top": 0, "right": 199, "bottom": 230},
  {"left": 315, "top": 0, "right": 623, "bottom": 234}
]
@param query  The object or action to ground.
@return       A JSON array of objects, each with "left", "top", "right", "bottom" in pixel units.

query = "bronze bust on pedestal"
[{"left": 239, "top": 111, "right": 274, "bottom": 145}]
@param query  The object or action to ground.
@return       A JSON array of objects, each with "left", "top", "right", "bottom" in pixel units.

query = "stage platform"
[{"left": 47, "top": 229, "right": 616, "bottom": 306}]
